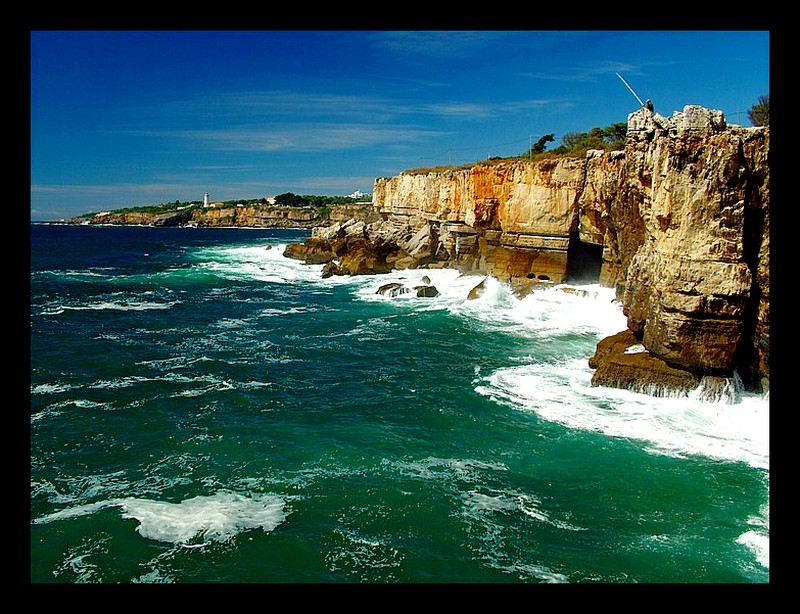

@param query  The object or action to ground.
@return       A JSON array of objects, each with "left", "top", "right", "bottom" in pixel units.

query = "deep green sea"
[{"left": 30, "top": 224, "right": 769, "bottom": 583}]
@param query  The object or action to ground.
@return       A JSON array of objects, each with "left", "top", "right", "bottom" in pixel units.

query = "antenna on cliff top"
[{"left": 615, "top": 72, "right": 645, "bottom": 107}]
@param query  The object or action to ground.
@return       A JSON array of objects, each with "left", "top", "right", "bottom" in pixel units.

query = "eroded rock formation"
[
  {"left": 285, "top": 104, "right": 769, "bottom": 398},
  {"left": 75, "top": 203, "right": 373, "bottom": 229},
  {"left": 619, "top": 107, "right": 769, "bottom": 395}
]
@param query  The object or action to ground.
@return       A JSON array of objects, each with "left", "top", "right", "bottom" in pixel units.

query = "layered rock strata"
[
  {"left": 286, "top": 105, "right": 769, "bottom": 397},
  {"left": 74, "top": 204, "right": 373, "bottom": 228}
]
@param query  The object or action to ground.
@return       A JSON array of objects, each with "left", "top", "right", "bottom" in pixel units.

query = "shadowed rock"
[
  {"left": 376, "top": 282, "right": 409, "bottom": 297},
  {"left": 414, "top": 285, "right": 439, "bottom": 297}
]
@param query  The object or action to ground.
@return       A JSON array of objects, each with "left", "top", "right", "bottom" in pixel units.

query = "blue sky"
[{"left": 30, "top": 30, "right": 769, "bottom": 221}]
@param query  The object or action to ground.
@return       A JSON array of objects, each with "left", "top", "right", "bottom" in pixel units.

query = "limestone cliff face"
[
  {"left": 369, "top": 157, "right": 587, "bottom": 285},
  {"left": 79, "top": 204, "right": 369, "bottom": 228},
  {"left": 336, "top": 105, "right": 769, "bottom": 394},
  {"left": 374, "top": 157, "right": 584, "bottom": 234},
  {"left": 184, "top": 205, "right": 321, "bottom": 227},
  {"left": 619, "top": 107, "right": 769, "bottom": 389}
]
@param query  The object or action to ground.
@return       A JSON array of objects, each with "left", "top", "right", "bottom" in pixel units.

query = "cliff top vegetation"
[
  {"left": 406, "top": 122, "right": 627, "bottom": 174},
  {"left": 406, "top": 93, "right": 769, "bottom": 175},
  {"left": 77, "top": 193, "right": 372, "bottom": 220}
]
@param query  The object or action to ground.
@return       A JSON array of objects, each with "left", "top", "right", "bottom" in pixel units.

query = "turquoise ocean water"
[{"left": 30, "top": 224, "right": 769, "bottom": 583}]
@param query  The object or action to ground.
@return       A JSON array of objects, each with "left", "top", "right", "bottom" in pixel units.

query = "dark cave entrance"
[{"left": 565, "top": 234, "right": 603, "bottom": 283}]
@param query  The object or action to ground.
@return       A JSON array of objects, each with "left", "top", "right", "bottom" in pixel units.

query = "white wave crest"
[
  {"left": 63, "top": 300, "right": 178, "bottom": 311},
  {"left": 477, "top": 360, "right": 770, "bottom": 471},
  {"left": 31, "top": 382, "right": 74, "bottom": 395},
  {"left": 119, "top": 492, "right": 287, "bottom": 545},
  {"left": 737, "top": 500, "right": 769, "bottom": 569},
  {"left": 192, "top": 243, "right": 325, "bottom": 284},
  {"left": 33, "top": 491, "right": 288, "bottom": 547},
  {"left": 350, "top": 273, "right": 627, "bottom": 341}
]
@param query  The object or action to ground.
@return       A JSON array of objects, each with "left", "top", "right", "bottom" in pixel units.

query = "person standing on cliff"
[{"left": 645, "top": 99, "right": 654, "bottom": 112}]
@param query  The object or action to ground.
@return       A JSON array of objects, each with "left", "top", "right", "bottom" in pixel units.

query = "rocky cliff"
[
  {"left": 287, "top": 105, "right": 769, "bottom": 398},
  {"left": 74, "top": 203, "right": 372, "bottom": 228}
]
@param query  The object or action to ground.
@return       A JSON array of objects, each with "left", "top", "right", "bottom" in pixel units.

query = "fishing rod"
[{"left": 615, "top": 72, "right": 645, "bottom": 107}]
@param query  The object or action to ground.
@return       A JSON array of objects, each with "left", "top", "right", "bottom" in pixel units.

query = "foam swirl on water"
[
  {"left": 33, "top": 491, "right": 288, "bottom": 547},
  {"left": 120, "top": 492, "right": 287, "bottom": 545}
]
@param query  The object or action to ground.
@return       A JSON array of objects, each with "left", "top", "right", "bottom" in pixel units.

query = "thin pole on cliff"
[{"left": 615, "top": 72, "right": 645, "bottom": 107}]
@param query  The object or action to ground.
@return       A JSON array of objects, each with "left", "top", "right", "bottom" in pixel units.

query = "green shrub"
[{"left": 748, "top": 95, "right": 769, "bottom": 126}]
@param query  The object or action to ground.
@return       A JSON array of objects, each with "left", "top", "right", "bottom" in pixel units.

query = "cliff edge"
[{"left": 286, "top": 104, "right": 769, "bottom": 398}]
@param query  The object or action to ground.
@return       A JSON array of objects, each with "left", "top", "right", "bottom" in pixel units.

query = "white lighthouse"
[{"left": 203, "top": 192, "right": 210, "bottom": 208}]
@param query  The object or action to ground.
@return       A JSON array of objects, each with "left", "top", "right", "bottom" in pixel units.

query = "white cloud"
[{"left": 370, "top": 31, "right": 504, "bottom": 58}]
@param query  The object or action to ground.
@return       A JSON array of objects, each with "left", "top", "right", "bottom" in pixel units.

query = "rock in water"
[
  {"left": 415, "top": 285, "right": 439, "bottom": 297},
  {"left": 283, "top": 238, "right": 336, "bottom": 264},
  {"left": 376, "top": 282, "right": 409, "bottom": 297},
  {"left": 588, "top": 330, "right": 701, "bottom": 397},
  {"left": 467, "top": 278, "right": 487, "bottom": 300}
]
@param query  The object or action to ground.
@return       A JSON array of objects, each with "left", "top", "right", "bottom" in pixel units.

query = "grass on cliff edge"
[{"left": 405, "top": 150, "right": 588, "bottom": 175}]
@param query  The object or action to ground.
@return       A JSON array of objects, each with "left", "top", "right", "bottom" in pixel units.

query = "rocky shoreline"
[
  {"left": 68, "top": 103, "right": 769, "bottom": 402},
  {"left": 68, "top": 202, "right": 371, "bottom": 229},
  {"left": 281, "top": 105, "right": 769, "bottom": 401}
]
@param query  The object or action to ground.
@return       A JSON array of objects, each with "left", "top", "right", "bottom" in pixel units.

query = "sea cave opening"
[{"left": 565, "top": 234, "right": 603, "bottom": 283}]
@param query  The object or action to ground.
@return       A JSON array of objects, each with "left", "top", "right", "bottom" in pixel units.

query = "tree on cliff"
[
  {"left": 274, "top": 192, "right": 309, "bottom": 206},
  {"left": 531, "top": 134, "right": 555, "bottom": 154},
  {"left": 550, "top": 122, "right": 627, "bottom": 155},
  {"left": 748, "top": 95, "right": 769, "bottom": 126}
]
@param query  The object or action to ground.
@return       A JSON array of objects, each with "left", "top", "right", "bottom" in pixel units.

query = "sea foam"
[
  {"left": 193, "top": 243, "right": 325, "bottom": 285},
  {"left": 477, "top": 360, "right": 769, "bottom": 470},
  {"left": 33, "top": 491, "right": 288, "bottom": 547},
  {"left": 119, "top": 491, "right": 287, "bottom": 545}
]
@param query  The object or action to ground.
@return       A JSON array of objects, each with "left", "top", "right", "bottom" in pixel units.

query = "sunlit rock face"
[
  {"left": 85, "top": 204, "right": 376, "bottom": 229},
  {"left": 370, "top": 157, "right": 586, "bottom": 283},
  {"left": 618, "top": 106, "right": 769, "bottom": 390},
  {"left": 362, "top": 105, "right": 769, "bottom": 394}
]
